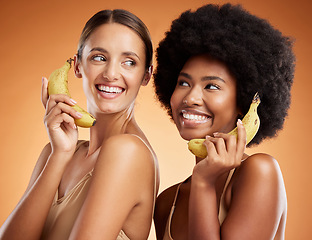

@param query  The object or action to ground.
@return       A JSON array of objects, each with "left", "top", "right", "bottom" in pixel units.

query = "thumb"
[{"left": 41, "top": 77, "right": 49, "bottom": 108}]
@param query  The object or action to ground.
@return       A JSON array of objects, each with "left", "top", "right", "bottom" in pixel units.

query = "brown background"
[{"left": 0, "top": 0, "right": 311, "bottom": 239}]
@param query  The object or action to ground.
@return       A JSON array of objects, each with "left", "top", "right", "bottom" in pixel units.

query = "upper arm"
[
  {"left": 221, "top": 153, "right": 287, "bottom": 239},
  {"left": 70, "top": 134, "right": 156, "bottom": 239},
  {"left": 24, "top": 143, "right": 52, "bottom": 193}
]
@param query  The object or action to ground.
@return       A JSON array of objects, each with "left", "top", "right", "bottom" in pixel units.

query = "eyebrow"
[
  {"left": 89, "top": 47, "right": 140, "bottom": 60},
  {"left": 179, "top": 72, "right": 225, "bottom": 83}
]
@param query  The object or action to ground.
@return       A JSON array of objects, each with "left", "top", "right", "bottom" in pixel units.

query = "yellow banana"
[
  {"left": 188, "top": 92, "right": 261, "bottom": 158},
  {"left": 48, "top": 58, "right": 96, "bottom": 128}
]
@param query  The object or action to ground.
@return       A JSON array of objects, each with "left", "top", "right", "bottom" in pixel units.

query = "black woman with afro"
[{"left": 153, "top": 3, "right": 295, "bottom": 240}]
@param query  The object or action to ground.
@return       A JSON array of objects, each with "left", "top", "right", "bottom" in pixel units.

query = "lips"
[
  {"left": 96, "top": 84, "right": 124, "bottom": 94},
  {"left": 181, "top": 110, "right": 210, "bottom": 120},
  {"left": 180, "top": 109, "right": 211, "bottom": 125}
]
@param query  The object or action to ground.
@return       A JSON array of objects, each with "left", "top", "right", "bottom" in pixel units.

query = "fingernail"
[
  {"left": 76, "top": 112, "right": 83, "bottom": 118},
  {"left": 238, "top": 119, "right": 243, "bottom": 125},
  {"left": 70, "top": 99, "right": 77, "bottom": 104},
  {"left": 73, "top": 124, "right": 77, "bottom": 129},
  {"left": 213, "top": 132, "right": 219, "bottom": 137}
]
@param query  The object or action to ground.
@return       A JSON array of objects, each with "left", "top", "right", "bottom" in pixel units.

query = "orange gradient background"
[{"left": 1, "top": 0, "right": 311, "bottom": 239}]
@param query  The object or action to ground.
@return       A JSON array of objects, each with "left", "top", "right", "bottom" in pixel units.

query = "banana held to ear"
[
  {"left": 188, "top": 92, "right": 261, "bottom": 158},
  {"left": 48, "top": 58, "right": 96, "bottom": 128}
]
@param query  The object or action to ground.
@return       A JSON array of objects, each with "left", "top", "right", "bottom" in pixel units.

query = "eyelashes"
[
  {"left": 90, "top": 55, "right": 137, "bottom": 67},
  {"left": 177, "top": 79, "right": 220, "bottom": 90},
  {"left": 204, "top": 84, "right": 220, "bottom": 90},
  {"left": 92, "top": 55, "right": 106, "bottom": 62}
]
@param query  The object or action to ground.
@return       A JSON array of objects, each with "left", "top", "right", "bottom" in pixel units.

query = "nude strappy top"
[
  {"left": 41, "top": 137, "right": 157, "bottom": 240},
  {"left": 163, "top": 168, "right": 235, "bottom": 240}
]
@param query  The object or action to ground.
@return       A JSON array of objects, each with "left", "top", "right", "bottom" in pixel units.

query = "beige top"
[
  {"left": 41, "top": 136, "right": 157, "bottom": 240},
  {"left": 163, "top": 168, "right": 235, "bottom": 240}
]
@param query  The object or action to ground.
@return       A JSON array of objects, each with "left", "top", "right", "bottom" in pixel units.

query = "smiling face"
[
  {"left": 170, "top": 54, "right": 240, "bottom": 141},
  {"left": 75, "top": 23, "right": 150, "bottom": 115}
]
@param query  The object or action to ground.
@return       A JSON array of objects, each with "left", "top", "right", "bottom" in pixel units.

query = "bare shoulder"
[
  {"left": 25, "top": 143, "right": 52, "bottom": 192},
  {"left": 221, "top": 153, "right": 287, "bottom": 239},
  {"left": 93, "top": 134, "right": 157, "bottom": 188},
  {"left": 99, "top": 134, "right": 155, "bottom": 166},
  {"left": 231, "top": 152, "right": 286, "bottom": 207},
  {"left": 235, "top": 153, "right": 284, "bottom": 182}
]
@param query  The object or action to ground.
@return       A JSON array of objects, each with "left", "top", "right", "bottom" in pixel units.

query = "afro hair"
[{"left": 153, "top": 3, "right": 295, "bottom": 146}]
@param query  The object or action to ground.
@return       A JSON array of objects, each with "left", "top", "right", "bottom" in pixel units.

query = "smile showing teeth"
[
  {"left": 182, "top": 112, "right": 208, "bottom": 121},
  {"left": 97, "top": 85, "right": 123, "bottom": 94}
]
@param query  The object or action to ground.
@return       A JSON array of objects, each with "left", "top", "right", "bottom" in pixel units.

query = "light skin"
[
  {"left": 0, "top": 22, "right": 159, "bottom": 240},
  {"left": 154, "top": 54, "right": 287, "bottom": 240}
]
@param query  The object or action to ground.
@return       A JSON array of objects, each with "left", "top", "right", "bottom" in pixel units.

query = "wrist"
[
  {"left": 49, "top": 150, "right": 73, "bottom": 165},
  {"left": 191, "top": 170, "right": 216, "bottom": 190}
]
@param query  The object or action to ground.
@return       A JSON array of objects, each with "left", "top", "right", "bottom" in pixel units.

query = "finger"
[
  {"left": 207, "top": 135, "right": 227, "bottom": 158},
  {"left": 236, "top": 119, "right": 247, "bottom": 159},
  {"left": 45, "top": 94, "right": 77, "bottom": 115},
  {"left": 41, "top": 77, "right": 49, "bottom": 108},
  {"left": 203, "top": 136, "right": 220, "bottom": 159},
  {"left": 46, "top": 112, "right": 77, "bottom": 130},
  {"left": 60, "top": 113, "right": 77, "bottom": 130},
  {"left": 213, "top": 132, "right": 237, "bottom": 156},
  {"left": 47, "top": 102, "right": 82, "bottom": 120}
]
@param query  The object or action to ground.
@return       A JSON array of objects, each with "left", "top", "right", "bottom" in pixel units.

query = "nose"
[
  {"left": 103, "top": 61, "right": 120, "bottom": 81},
  {"left": 183, "top": 86, "right": 203, "bottom": 106}
]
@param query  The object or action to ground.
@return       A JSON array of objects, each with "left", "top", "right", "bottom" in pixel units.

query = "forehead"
[
  {"left": 181, "top": 54, "right": 236, "bottom": 83},
  {"left": 83, "top": 23, "right": 145, "bottom": 56}
]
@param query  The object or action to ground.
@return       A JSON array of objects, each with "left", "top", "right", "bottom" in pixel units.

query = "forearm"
[
  {"left": 188, "top": 175, "right": 220, "bottom": 240},
  {"left": 0, "top": 153, "right": 70, "bottom": 240}
]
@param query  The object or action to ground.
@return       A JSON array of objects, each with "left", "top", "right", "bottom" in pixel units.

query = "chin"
[{"left": 179, "top": 131, "right": 206, "bottom": 141}]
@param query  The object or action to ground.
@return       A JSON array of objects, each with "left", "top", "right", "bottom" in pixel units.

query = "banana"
[
  {"left": 48, "top": 58, "right": 96, "bottom": 128},
  {"left": 188, "top": 92, "right": 261, "bottom": 158}
]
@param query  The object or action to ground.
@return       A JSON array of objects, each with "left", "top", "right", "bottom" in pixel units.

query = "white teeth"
[
  {"left": 98, "top": 85, "right": 122, "bottom": 93},
  {"left": 182, "top": 112, "right": 208, "bottom": 121}
]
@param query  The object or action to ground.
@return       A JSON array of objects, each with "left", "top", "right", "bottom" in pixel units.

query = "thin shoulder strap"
[
  {"left": 218, "top": 168, "right": 235, "bottom": 224},
  {"left": 165, "top": 177, "right": 190, "bottom": 240},
  {"left": 172, "top": 176, "right": 190, "bottom": 207},
  {"left": 172, "top": 182, "right": 183, "bottom": 207}
]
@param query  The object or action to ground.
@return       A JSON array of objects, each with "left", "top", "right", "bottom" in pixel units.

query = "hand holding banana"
[
  {"left": 48, "top": 59, "right": 96, "bottom": 128},
  {"left": 188, "top": 93, "right": 261, "bottom": 158}
]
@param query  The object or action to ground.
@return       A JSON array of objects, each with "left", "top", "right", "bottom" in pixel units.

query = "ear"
[
  {"left": 142, "top": 65, "right": 153, "bottom": 86},
  {"left": 74, "top": 54, "right": 82, "bottom": 78}
]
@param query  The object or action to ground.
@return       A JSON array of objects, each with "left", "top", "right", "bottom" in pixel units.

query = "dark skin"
[{"left": 154, "top": 54, "right": 287, "bottom": 240}]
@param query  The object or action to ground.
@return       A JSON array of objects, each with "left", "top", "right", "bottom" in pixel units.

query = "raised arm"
[
  {"left": 0, "top": 78, "right": 82, "bottom": 240},
  {"left": 69, "top": 134, "right": 157, "bottom": 240},
  {"left": 188, "top": 120, "right": 246, "bottom": 240},
  {"left": 188, "top": 121, "right": 286, "bottom": 239}
]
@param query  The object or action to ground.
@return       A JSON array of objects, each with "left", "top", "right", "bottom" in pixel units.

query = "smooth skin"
[
  {"left": 0, "top": 23, "right": 159, "bottom": 240},
  {"left": 154, "top": 54, "right": 286, "bottom": 240}
]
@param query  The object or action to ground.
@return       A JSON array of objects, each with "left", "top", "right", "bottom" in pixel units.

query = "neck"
[{"left": 86, "top": 106, "right": 136, "bottom": 156}]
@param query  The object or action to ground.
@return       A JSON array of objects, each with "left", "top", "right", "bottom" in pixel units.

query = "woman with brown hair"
[{"left": 0, "top": 9, "right": 159, "bottom": 240}]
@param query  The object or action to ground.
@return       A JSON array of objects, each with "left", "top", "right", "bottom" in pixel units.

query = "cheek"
[
  {"left": 81, "top": 64, "right": 98, "bottom": 81},
  {"left": 211, "top": 92, "right": 236, "bottom": 109},
  {"left": 126, "top": 76, "right": 144, "bottom": 93},
  {"left": 125, "top": 68, "right": 146, "bottom": 85},
  {"left": 170, "top": 91, "right": 179, "bottom": 113},
  {"left": 212, "top": 97, "right": 239, "bottom": 121}
]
